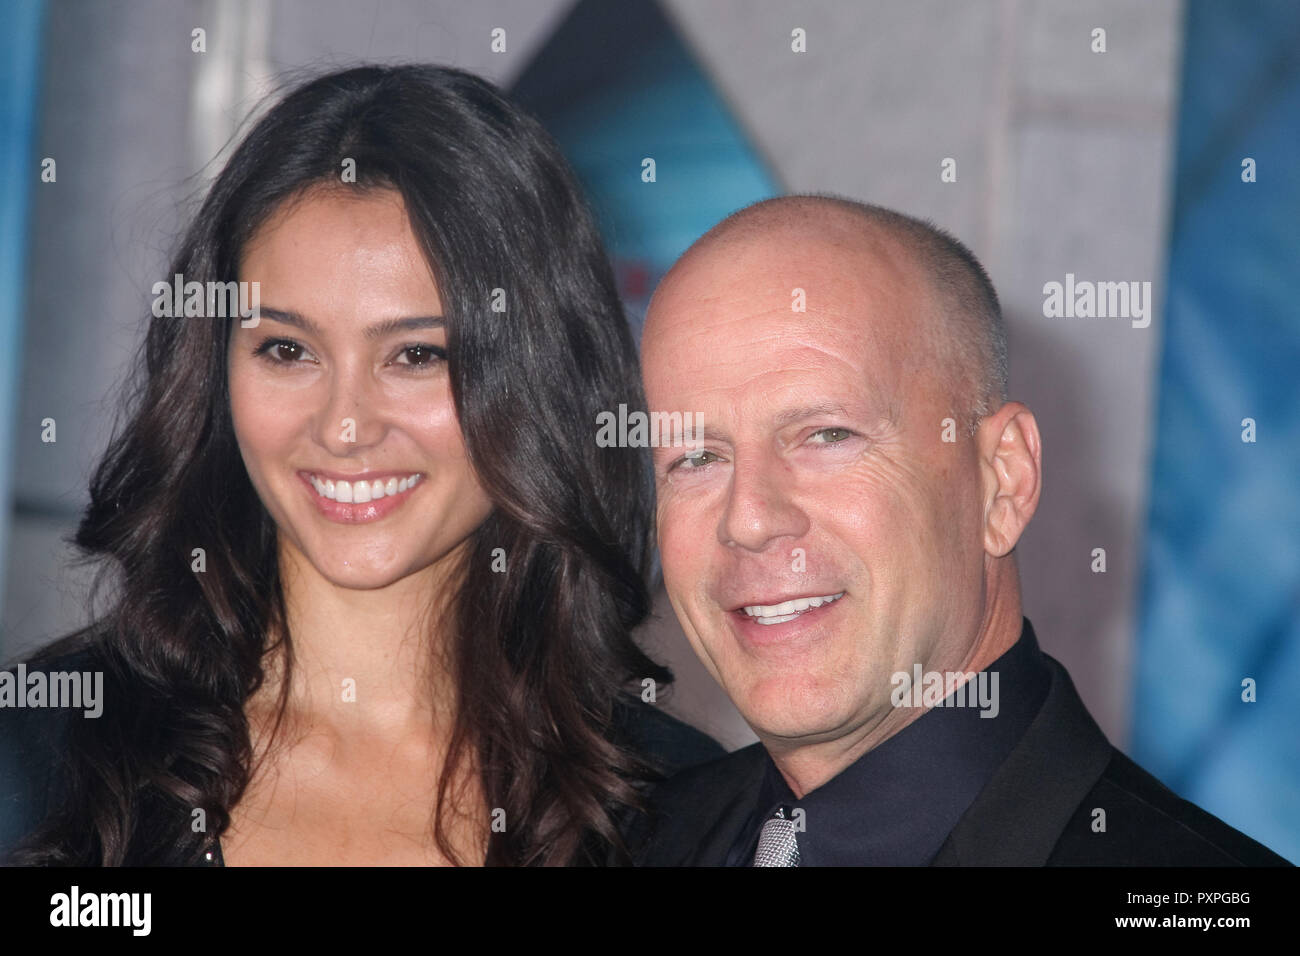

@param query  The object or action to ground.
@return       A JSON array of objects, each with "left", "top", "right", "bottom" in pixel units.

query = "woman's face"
[{"left": 228, "top": 186, "right": 492, "bottom": 591}]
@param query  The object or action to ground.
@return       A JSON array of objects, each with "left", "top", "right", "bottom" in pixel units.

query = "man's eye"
[
  {"left": 810, "top": 427, "right": 853, "bottom": 444},
  {"left": 674, "top": 449, "right": 720, "bottom": 470}
]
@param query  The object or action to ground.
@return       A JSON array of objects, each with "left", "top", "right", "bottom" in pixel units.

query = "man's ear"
[{"left": 977, "top": 401, "right": 1042, "bottom": 557}]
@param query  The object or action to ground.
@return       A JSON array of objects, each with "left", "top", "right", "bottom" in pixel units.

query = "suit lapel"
[
  {"left": 644, "top": 743, "right": 767, "bottom": 865},
  {"left": 932, "top": 653, "right": 1113, "bottom": 865},
  {"left": 684, "top": 744, "right": 767, "bottom": 865}
]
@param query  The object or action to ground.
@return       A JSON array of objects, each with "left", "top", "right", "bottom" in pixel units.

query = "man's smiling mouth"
[{"left": 740, "top": 591, "right": 846, "bottom": 625}]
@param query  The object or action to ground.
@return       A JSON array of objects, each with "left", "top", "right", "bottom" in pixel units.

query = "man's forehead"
[
  {"left": 646, "top": 253, "right": 918, "bottom": 383},
  {"left": 648, "top": 220, "right": 920, "bottom": 337},
  {"left": 643, "top": 324, "right": 901, "bottom": 435}
]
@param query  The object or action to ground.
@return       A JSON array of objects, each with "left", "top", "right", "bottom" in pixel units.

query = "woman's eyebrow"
[
  {"left": 363, "top": 315, "right": 445, "bottom": 340},
  {"left": 257, "top": 307, "right": 444, "bottom": 339}
]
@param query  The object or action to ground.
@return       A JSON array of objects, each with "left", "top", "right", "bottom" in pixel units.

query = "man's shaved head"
[
  {"left": 655, "top": 195, "right": 1008, "bottom": 435},
  {"left": 642, "top": 192, "right": 1042, "bottom": 780}
]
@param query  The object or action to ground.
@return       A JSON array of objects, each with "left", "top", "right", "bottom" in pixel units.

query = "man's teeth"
[
  {"left": 308, "top": 473, "right": 422, "bottom": 502},
  {"left": 742, "top": 592, "right": 845, "bottom": 625}
]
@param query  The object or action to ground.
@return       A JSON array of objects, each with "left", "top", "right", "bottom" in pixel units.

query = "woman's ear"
[{"left": 978, "top": 401, "right": 1042, "bottom": 557}]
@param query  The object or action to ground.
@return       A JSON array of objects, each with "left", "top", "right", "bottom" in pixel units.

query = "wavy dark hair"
[{"left": 11, "top": 64, "right": 670, "bottom": 865}]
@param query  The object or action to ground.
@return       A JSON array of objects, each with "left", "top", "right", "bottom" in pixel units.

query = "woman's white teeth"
[
  {"left": 743, "top": 591, "right": 845, "bottom": 625},
  {"left": 309, "top": 473, "right": 421, "bottom": 502}
]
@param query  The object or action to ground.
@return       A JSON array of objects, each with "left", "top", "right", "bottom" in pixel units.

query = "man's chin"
[{"left": 731, "top": 674, "right": 857, "bottom": 745}]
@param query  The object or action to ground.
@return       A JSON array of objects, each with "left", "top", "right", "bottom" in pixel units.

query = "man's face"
[{"left": 643, "top": 222, "right": 990, "bottom": 752}]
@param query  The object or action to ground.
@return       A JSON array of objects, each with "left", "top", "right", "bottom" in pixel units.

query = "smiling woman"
[
  {"left": 0, "top": 64, "right": 721, "bottom": 866},
  {"left": 228, "top": 189, "right": 491, "bottom": 587}
]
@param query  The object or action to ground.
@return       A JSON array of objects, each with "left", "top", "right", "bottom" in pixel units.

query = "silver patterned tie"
[{"left": 752, "top": 807, "right": 800, "bottom": 866}]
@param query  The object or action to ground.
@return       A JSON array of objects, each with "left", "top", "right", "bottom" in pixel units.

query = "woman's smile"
[{"left": 297, "top": 469, "right": 425, "bottom": 524}]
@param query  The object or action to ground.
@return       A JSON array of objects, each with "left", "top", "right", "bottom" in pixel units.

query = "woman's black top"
[{"left": 0, "top": 645, "right": 724, "bottom": 865}]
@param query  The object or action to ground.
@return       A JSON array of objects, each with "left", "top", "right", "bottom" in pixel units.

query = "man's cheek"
[
  {"left": 660, "top": 536, "right": 702, "bottom": 604},
  {"left": 661, "top": 519, "right": 700, "bottom": 566}
]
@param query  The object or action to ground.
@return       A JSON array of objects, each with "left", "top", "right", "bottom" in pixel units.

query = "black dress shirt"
[{"left": 726, "top": 618, "right": 1051, "bottom": 866}]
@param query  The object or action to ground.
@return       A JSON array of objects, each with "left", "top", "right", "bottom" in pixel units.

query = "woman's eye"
[
  {"left": 393, "top": 345, "right": 446, "bottom": 368},
  {"left": 251, "top": 340, "right": 445, "bottom": 370},
  {"left": 810, "top": 427, "right": 853, "bottom": 444},
  {"left": 253, "top": 338, "right": 314, "bottom": 364}
]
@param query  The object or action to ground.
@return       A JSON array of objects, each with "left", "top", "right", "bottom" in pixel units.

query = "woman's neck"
[
  {"left": 225, "top": 538, "right": 488, "bottom": 866},
  {"left": 254, "top": 537, "right": 462, "bottom": 739}
]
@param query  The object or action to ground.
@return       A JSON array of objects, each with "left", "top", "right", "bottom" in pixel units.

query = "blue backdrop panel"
[
  {"left": 0, "top": 0, "right": 46, "bottom": 639},
  {"left": 1135, "top": 0, "right": 1300, "bottom": 862},
  {"left": 511, "top": 0, "right": 779, "bottom": 329}
]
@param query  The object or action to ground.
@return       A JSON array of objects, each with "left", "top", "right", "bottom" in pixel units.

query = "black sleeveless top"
[{"left": 0, "top": 646, "right": 724, "bottom": 865}]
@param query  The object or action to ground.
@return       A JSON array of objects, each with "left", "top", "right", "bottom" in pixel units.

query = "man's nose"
[{"left": 719, "top": 454, "right": 810, "bottom": 552}]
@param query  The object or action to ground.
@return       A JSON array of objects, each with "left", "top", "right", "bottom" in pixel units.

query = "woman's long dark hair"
[{"left": 12, "top": 64, "right": 670, "bottom": 865}]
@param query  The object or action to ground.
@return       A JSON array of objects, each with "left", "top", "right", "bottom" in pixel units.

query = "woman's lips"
[{"left": 297, "top": 470, "right": 424, "bottom": 524}]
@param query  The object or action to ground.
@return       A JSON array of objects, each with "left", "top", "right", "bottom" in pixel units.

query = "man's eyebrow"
[
  {"left": 258, "top": 307, "right": 445, "bottom": 340},
  {"left": 771, "top": 402, "right": 852, "bottom": 429}
]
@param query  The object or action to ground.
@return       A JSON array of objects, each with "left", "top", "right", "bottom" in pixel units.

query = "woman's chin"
[
  {"left": 315, "top": 561, "right": 417, "bottom": 591},
  {"left": 290, "top": 542, "right": 421, "bottom": 591}
]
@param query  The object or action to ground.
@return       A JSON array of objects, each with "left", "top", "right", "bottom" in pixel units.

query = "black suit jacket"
[{"left": 632, "top": 647, "right": 1291, "bottom": 866}]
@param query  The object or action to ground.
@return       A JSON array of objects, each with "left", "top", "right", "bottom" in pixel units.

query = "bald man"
[{"left": 631, "top": 196, "right": 1288, "bottom": 866}]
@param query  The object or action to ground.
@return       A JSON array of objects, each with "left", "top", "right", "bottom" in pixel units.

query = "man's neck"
[{"left": 766, "top": 575, "right": 1025, "bottom": 799}]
